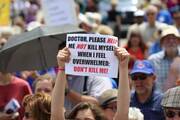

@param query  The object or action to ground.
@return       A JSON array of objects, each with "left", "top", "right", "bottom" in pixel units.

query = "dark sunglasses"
[
  {"left": 131, "top": 74, "right": 152, "bottom": 81},
  {"left": 164, "top": 109, "right": 180, "bottom": 118}
]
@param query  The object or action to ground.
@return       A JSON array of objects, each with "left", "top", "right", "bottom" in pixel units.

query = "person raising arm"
[{"left": 51, "top": 46, "right": 130, "bottom": 120}]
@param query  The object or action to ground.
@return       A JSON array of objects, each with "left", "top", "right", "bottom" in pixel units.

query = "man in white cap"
[
  {"left": 148, "top": 26, "right": 180, "bottom": 92},
  {"left": 127, "top": 9, "right": 145, "bottom": 39},
  {"left": 161, "top": 86, "right": 180, "bottom": 120}
]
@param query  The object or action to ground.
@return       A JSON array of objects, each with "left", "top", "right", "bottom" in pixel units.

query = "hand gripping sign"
[{"left": 65, "top": 34, "right": 119, "bottom": 78}]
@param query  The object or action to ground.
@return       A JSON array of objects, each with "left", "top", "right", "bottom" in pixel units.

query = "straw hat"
[
  {"left": 160, "top": 26, "right": 180, "bottom": 43},
  {"left": 98, "top": 89, "right": 118, "bottom": 106}
]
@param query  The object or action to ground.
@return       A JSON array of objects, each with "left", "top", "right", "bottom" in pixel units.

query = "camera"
[{"left": 4, "top": 98, "right": 20, "bottom": 114}]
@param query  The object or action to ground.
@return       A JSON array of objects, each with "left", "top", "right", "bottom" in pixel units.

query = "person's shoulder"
[
  {"left": 88, "top": 76, "right": 111, "bottom": 81},
  {"left": 139, "top": 22, "right": 147, "bottom": 29},
  {"left": 148, "top": 51, "right": 164, "bottom": 60},
  {"left": 153, "top": 90, "right": 164, "bottom": 101},
  {"left": 130, "top": 90, "right": 137, "bottom": 105},
  {"left": 159, "top": 9, "right": 171, "bottom": 16},
  {"left": 156, "top": 21, "right": 168, "bottom": 28},
  {"left": 13, "top": 76, "right": 30, "bottom": 86},
  {"left": 88, "top": 76, "right": 113, "bottom": 87},
  {"left": 130, "top": 90, "right": 136, "bottom": 99}
]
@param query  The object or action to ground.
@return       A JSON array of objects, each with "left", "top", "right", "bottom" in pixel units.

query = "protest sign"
[
  {"left": 65, "top": 34, "right": 119, "bottom": 78},
  {"left": 0, "top": 0, "right": 10, "bottom": 26},
  {"left": 41, "top": 0, "right": 78, "bottom": 26}
]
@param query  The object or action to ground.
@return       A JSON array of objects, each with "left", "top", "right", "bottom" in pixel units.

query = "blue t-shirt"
[
  {"left": 157, "top": 10, "right": 173, "bottom": 25},
  {"left": 130, "top": 88, "right": 165, "bottom": 120},
  {"left": 148, "top": 40, "right": 162, "bottom": 55}
]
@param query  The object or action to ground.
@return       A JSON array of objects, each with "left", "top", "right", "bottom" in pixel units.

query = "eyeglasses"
[
  {"left": 164, "top": 109, "right": 180, "bottom": 118},
  {"left": 131, "top": 74, "right": 151, "bottom": 81},
  {"left": 24, "top": 112, "right": 32, "bottom": 119}
]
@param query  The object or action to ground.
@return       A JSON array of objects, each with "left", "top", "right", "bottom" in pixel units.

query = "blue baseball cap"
[{"left": 130, "top": 60, "right": 155, "bottom": 75}]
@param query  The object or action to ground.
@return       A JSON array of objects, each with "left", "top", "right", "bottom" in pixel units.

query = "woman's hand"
[
  {"left": 57, "top": 47, "right": 71, "bottom": 68},
  {"left": 114, "top": 47, "right": 130, "bottom": 68},
  {"left": 0, "top": 112, "right": 14, "bottom": 120}
]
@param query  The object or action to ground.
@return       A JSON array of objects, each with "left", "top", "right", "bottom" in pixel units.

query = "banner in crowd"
[
  {"left": 65, "top": 34, "right": 119, "bottom": 78},
  {"left": 0, "top": 0, "right": 10, "bottom": 26},
  {"left": 41, "top": 0, "right": 78, "bottom": 26}
]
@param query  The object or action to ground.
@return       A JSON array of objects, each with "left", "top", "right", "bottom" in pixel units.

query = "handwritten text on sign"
[{"left": 65, "top": 34, "right": 119, "bottom": 78}]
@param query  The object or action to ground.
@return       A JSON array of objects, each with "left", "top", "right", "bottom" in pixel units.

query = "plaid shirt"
[{"left": 148, "top": 48, "right": 180, "bottom": 92}]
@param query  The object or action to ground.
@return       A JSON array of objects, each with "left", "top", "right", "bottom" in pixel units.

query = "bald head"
[
  {"left": 146, "top": 5, "right": 158, "bottom": 14},
  {"left": 146, "top": 5, "right": 158, "bottom": 25}
]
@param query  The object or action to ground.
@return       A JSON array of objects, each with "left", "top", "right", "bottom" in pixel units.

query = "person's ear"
[{"left": 152, "top": 75, "right": 156, "bottom": 81}]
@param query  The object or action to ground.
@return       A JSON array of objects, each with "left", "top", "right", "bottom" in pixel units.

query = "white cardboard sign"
[
  {"left": 42, "top": 0, "right": 78, "bottom": 26},
  {"left": 65, "top": 34, "right": 119, "bottom": 78}
]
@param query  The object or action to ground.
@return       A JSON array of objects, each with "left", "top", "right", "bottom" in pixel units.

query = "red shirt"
[
  {"left": 0, "top": 76, "right": 32, "bottom": 120},
  {"left": 126, "top": 47, "right": 145, "bottom": 69}
]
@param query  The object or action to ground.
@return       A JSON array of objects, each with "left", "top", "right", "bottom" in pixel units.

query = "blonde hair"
[
  {"left": 33, "top": 74, "right": 54, "bottom": 90},
  {"left": 96, "top": 25, "right": 114, "bottom": 35}
]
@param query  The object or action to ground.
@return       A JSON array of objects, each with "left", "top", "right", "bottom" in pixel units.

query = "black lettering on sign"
[
  {"left": 98, "top": 45, "right": 114, "bottom": 51},
  {"left": 68, "top": 36, "right": 87, "bottom": 42},
  {"left": 95, "top": 53, "right": 106, "bottom": 58},
  {"left": 89, "top": 37, "right": 106, "bottom": 43},
  {"left": 87, "top": 44, "right": 98, "bottom": 50},
  {"left": 68, "top": 43, "right": 75, "bottom": 48},
  {"left": 72, "top": 59, "right": 109, "bottom": 66},
  {"left": 77, "top": 52, "right": 92, "bottom": 57}
]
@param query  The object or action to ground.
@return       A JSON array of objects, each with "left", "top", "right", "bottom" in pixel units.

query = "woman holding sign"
[{"left": 50, "top": 47, "right": 130, "bottom": 120}]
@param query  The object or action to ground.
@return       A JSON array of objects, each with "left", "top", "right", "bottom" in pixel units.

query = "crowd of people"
[{"left": 0, "top": 0, "right": 180, "bottom": 120}]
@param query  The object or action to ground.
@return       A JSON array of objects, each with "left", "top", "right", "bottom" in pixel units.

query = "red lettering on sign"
[
  {"left": 99, "top": 68, "right": 108, "bottom": 74},
  {"left": 107, "top": 38, "right": 117, "bottom": 44},
  {"left": 74, "top": 66, "right": 88, "bottom": 72},
  {"left": 88, "top": 67, "right": 98, "bottom": 73},
  {"left": 76, "top": 44, "right": 87, "bottom": 49}
]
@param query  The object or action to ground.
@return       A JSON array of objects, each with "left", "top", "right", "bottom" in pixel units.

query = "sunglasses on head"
[
  {"left": 164, "top": 109, "right": 180, "bottom": 118},
  {"left": 131, "top": 74, "right": 152, "bottom": 81}
]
